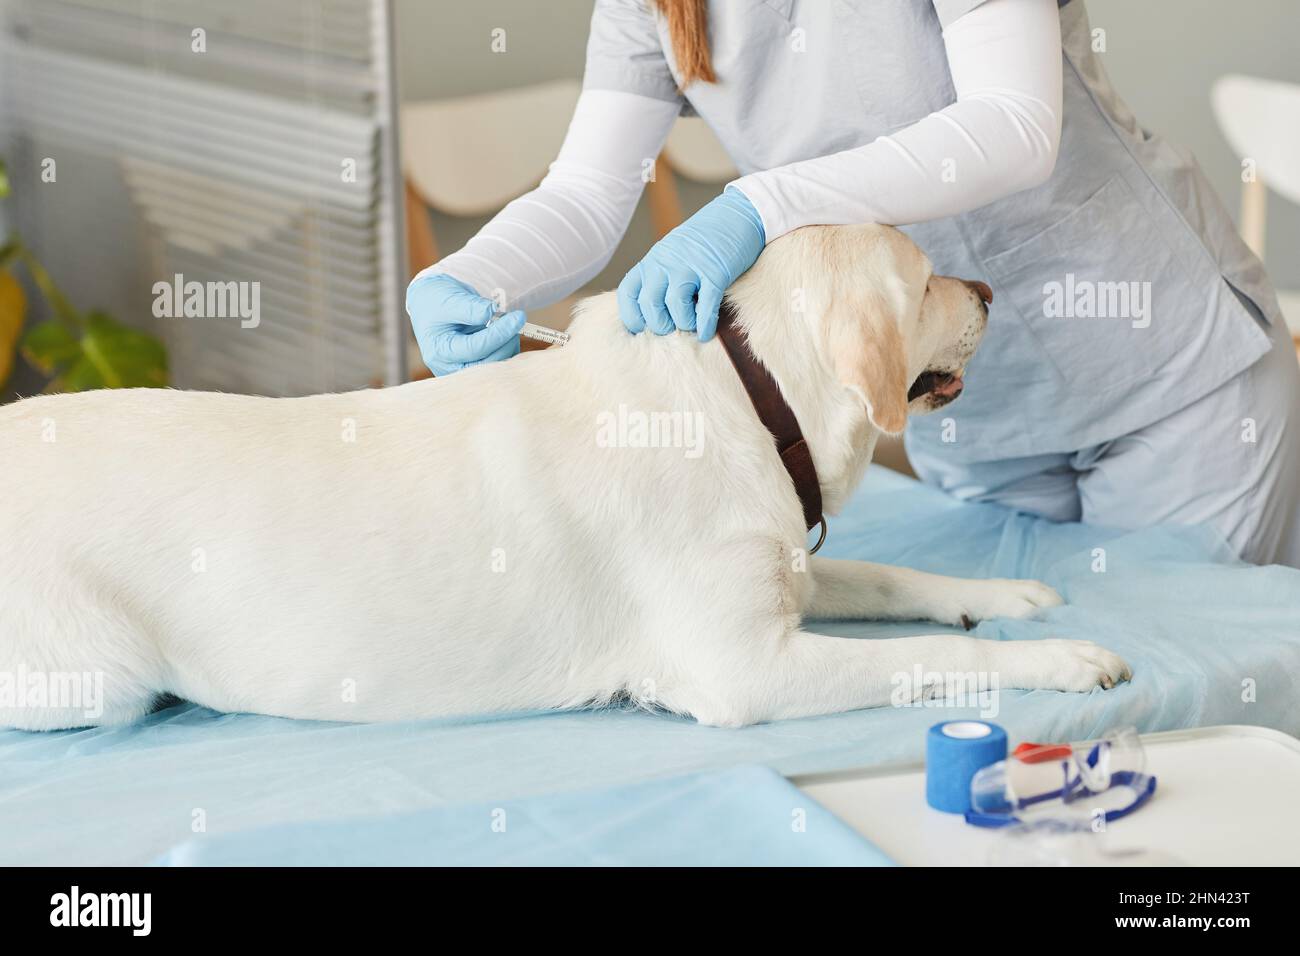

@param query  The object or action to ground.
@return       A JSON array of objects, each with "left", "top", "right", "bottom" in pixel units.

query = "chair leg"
[
  {"left": 405, "top": 177, "right": 440, "bottom": 280},
  {"left": 1240, "top": 176, "right": 1267, "bottom": 259},
  {"left": 645, "top": 156, "right": 684, "bottom": 241}
]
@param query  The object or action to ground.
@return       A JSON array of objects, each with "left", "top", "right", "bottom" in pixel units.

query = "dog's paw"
[
  {"left": 1006, "top": 638, "right": 1132, "bottom": 693},
  {"left": 950, "top": 578, "right": 1064, "bottom": 629}
]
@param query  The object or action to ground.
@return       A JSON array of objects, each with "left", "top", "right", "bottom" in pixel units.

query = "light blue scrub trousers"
[{"left": 909, "top": 309, "right": 1300, "bottom": 568}]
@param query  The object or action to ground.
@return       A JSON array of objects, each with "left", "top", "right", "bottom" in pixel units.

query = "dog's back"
[{"left": 0, "top": 309, "right": 773, "bottom": 727}]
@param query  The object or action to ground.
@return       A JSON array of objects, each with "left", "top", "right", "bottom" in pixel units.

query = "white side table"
[{"left": 793, "top": 725, "right": 1300, "bottom": 866}]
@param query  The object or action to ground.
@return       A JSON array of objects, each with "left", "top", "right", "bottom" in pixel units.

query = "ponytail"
[{"left": 654, "top": 0, "right": 716, "bottom": 86}]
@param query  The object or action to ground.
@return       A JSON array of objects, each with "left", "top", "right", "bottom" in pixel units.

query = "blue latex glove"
[
  {"left": 406, "top": 273, "right": 527, "bottom": 376},
  {"left": 618, "top": 187, "right": 766, "bottom": 342}
]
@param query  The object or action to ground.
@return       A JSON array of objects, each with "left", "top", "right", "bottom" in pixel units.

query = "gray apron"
[{"left": 584, "top": 0, "right": 1279, "bottom": 463}]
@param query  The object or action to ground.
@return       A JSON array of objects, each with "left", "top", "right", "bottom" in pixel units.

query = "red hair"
[{"left": 654, "top": 0, "right": 716, "bottom": 86}]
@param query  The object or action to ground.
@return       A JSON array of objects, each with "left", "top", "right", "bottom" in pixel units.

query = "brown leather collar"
[{"left": 715, "top": 299, "right": 827, "bottom": 553}]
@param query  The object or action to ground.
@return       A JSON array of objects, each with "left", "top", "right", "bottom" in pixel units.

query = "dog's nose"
[{"left": 963, "top": 280, "right": 993, "bottom": 305}]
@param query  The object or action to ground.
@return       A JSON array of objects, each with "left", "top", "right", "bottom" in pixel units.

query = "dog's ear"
[{"left": 823, "top": 287, "right": 911, "bottom": 435}]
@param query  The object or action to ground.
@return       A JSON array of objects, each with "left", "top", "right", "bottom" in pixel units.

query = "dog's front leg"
[
  {"left": 804, "top": 557, "right": 1063, "bottom": 629},
  {"left": 687, "top": 630, "right": 1129, "bottom": 726}
]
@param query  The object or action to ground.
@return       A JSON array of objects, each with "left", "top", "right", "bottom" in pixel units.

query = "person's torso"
[{"left": 660, "top": 0, "right": 1277, "bottom": 461}]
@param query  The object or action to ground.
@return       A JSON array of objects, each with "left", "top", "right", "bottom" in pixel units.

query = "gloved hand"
[
  {"left": 406, "top": 273, "right": 527, "bottom": 376},
  {"left": 618, "top": 187, "right": 765, "bottom": 342}
]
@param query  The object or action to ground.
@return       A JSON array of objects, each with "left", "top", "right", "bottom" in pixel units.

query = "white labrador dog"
[{"left": 1, "top": 224, "right": 1128, "bottom": 730}]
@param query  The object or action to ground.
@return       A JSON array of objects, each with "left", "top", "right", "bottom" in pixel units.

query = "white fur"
[{"left": 0, "top": 225, "right": 1129, "bottom": 730}]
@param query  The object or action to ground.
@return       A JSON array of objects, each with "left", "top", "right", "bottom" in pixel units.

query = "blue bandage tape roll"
[{"left": 926, "top": 721, "right": 1008, "bottom": 814}]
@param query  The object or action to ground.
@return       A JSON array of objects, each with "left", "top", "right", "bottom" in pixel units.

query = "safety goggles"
[{"left": 965, "top": 726, "right": 1157, "bottom": 829}]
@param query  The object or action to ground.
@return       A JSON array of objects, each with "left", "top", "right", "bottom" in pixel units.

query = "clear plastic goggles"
[{"left": 966, "top": 726, "right": 1156, "bottom": 829}]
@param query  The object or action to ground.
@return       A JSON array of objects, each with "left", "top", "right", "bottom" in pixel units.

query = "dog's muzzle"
[{"left": 908, "top": 370, "right": 964, "bottom": 403}]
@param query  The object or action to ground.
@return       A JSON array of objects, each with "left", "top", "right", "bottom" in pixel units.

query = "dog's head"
[{"left": 751, "top": 224, "right": 990, "bottom": 435}]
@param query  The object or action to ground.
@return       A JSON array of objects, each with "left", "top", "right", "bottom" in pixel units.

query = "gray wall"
[
  {"left": 395, "top": 0, "right": 1300, "bottom": 293},
  {"left": 396, "top": 0, "right": 588, "bottom": 100},
  {"left": 1088, "top": 0, "right": 1299, "bottom": 289}
]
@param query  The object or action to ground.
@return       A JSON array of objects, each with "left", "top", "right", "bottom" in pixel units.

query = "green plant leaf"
[
  {"left": 0, "top": 157, "right": 9, "bottom": 199},
  {"left": 21, "top": 311, "right": 168, "bottom": 392},
  {"left": 52, "top": 355, "right": 108, "bottom": 393},
  {"left": 2, "top": 189, "right": 168, "bottom": 393},
  {"left": 80, "top": 311, "right": 169, "bottom": 389},
  {"left": 20, "top": 319, "right": 80, "bottom": 374}
]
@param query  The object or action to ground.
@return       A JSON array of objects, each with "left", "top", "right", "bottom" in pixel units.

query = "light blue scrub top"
[{"left": 584, "top": 0, "right": 1280, "bottom": 463}]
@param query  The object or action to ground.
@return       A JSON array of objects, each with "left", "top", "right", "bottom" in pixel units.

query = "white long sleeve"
[
  {"left": 415, "top": 90, "right": 679, "bottom": 311},
  {"left": 419, "top": 0, "right": 1061, "bottom": 310},
  {"left": 730, "top": 0, "right": 1063, "bottom": 240}
]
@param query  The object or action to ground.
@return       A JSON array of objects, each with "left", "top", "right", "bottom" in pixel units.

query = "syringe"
[
  {"left": 491, "top": 312, "right": 570, "bottom": 347},
  {"left": 518, "top": 322, "right": 571, "bottom": 347}
]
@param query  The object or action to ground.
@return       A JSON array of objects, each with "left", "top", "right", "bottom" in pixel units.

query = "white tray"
[{"left": 792, "top": 725, "right": 1300, "bottom": 866}]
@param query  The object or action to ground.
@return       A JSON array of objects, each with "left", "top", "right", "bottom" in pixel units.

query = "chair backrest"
[
  {"left": 1212, "top": 74, "right": 1300, "bottom": 206},
  {"left": 401, "top": 79, "right": 581, "bottom": 216}
]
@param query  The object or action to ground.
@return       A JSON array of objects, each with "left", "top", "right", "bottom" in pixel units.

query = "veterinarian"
[{"left": 406, "top": 0, "right": 1300, "bottom": 567}]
